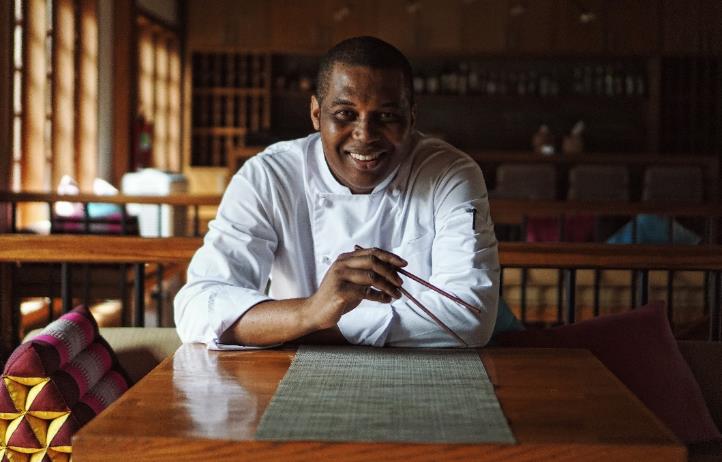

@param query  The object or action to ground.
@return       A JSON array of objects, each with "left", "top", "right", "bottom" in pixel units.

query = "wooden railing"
[
  {"left": 0, "top": 192, "right": 222, "bottom": 236},
  {"left": 491, "top": 199, "right": 722, "bottom": 244},
  {"left": 501, "top": 242, "right": 722, "bottom": 336},
  {"left": 3, "top": 192, "right": 721, "bottom": 243},
  {"left": 1, "top": 235, "right": 720, "bottom": 360},
  {"left": 0, "top": 235, "right": 202, "bottom": 360},
  {"left": 0, "top": 234, "right": 201, "bottom": 263}
]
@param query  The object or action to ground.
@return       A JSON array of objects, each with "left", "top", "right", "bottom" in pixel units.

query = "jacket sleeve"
[
  {"left": 385, "top": 155, "right": 500, "bottom": 348},
  {"left": 173, "top": 158, "right": 277, "bottom": 345}
]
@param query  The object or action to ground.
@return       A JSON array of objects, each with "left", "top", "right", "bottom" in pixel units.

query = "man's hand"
[
  {"left": 302, "top": 247, "right": 407, "bottom": 330},
  {"left": 221, "top": 247, "right": 407, "bottom": 346}
]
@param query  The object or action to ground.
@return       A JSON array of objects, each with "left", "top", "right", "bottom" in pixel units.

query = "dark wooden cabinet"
[
  {"left": 182, "top": 0, "right": 721, "bottom": 178},
  {"left": 322, "top": 0, "right": 379, "bottom": 49},
  {"left": 507, "top": 0, "right": 556, "bottom": 54},
  {"left": 606, "top": 0, "right": 659, "bottom": 55},
  {"left": 375, "top": 0, "right": 417, "bottom": 55},
  {"left": 270, "top": 0, "right": 324, "bottom": 51},
  {"left": 460, "top": 0, "right": 508, "bottom": 54},
  {"left": 415, "top": 0, "right": 463, "bottom": 53},
  {"left": 555, "top": 0, "right": 606, "bottom": 54},
  {"left": 661, "top": 0, "right": 700, "bottom": 54}
]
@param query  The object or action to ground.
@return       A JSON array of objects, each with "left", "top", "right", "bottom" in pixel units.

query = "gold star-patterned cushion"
[
  {"left": 0, "top": 377, "right": 74, "bottom": 461},
  {"left": 1, "top": 307, "right": 130, "bottom": 460}
]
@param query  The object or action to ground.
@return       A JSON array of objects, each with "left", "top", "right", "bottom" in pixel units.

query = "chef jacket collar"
[{"left": 308, "top": 132, "right": 418, "bottom": 197}]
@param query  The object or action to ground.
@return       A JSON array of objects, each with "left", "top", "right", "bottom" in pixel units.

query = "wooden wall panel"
[
  {"left": 270, "top": 0, "right": 324, "bottom": 52},
  {"left": 506, "top": 0, "right": 555, "bottom": 54},
  {"left": 461, "top": 0, "right": 507, "bottom": 54},
  {"left": 555, "top": 0, "right": 606, "bottom": 53},
  {"left": 323, "top": 0, "right": 378, "bottom": 49},
  {"left": 698, "top": 0, "right": 722, "bottom": 55},
  {"left": 661, "top": 0, "right": 700, "bottom": 54},
  {"left": 222, "top": 0, "right": 270, "bottom": 48},
  {"left": 375, "top": 0, "right": 416, "bottom": 55},
  {"left": 415, "top": 0, "right": 462, "bottom": 53},
  {"left": 606, "top": 0, "right": 659, "bottom": 54},
  {"left": 186, "top": 0, "right": 226, "bottom": 47},
  {"left": 111, "top": 0, "right": 133, "bottom": 184}
]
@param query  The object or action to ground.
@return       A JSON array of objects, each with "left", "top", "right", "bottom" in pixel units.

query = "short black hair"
[{"left": 315, "top": 36, "right": 414, "bottom": 106}]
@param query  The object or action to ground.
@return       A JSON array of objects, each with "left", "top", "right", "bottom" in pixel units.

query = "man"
[{"left": 174, "top": 36, "right": 499, "bottom": 348}]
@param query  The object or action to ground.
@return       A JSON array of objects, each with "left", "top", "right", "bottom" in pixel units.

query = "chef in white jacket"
[{"left": 174, "top": 36, "right": 499, "bottom": 349}]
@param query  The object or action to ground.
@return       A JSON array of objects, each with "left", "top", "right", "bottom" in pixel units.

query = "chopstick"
[
  {"left": 396, "top": 268, "right": 481, "bottom": 316},
  {"left": 397, "top": 285, "right": 468, "bottom": 347},
  {"left": 353, "top": 245, "right": 481, "bottom": 316},
  {"left": 354, "top": 244, "right": 479, "bottom": 347}
]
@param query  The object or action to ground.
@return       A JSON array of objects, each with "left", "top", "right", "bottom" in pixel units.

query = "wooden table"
[{"left": 73, "top": 345, "right": 685, "bottom": 461}]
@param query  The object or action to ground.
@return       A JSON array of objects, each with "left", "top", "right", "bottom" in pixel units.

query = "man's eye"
[
  {"left": 379, "top": 112, "right": 400, "bottom": 122},
  {"left": 334, "top": 110, "right": 355, "bottom": 121}
]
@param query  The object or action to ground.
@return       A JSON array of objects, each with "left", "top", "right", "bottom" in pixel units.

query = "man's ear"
[{"left": 310, "top": 95, "right": 321, "bottom": 131}]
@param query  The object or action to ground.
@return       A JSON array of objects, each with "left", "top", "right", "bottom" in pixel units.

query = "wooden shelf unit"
[{"left": 190, "top": 50, "right": 271, "bottom": 167}]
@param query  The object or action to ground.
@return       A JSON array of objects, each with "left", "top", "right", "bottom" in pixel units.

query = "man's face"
[{"left": 310, "top": 64, "right": 415, "bottom": 194}]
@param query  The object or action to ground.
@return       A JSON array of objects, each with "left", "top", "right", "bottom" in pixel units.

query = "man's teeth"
[{"left": 348, "top": 152, "right": 381, "bottom": 161}]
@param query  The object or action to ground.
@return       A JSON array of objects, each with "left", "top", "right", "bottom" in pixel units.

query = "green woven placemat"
[{"left": 255, "top": 346, "right": 515, "bottom": 444}]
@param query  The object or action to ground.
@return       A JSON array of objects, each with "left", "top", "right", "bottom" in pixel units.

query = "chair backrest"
[
  {"left": 568, "top": 165, "right": 630, "bottom": 201},
  {"left": 492, "top": 163, "right": 557, "bottom": 200},
  {"left": 643, "top": 166, "right": 704, "bottom": 203}
]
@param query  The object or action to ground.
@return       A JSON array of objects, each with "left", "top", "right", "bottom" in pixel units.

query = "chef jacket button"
[
  {"left": 322, "top": 256, "right": 331, "bottom": 264},
  {"left": 318, "top": 197, "right": 331, "bottom": 208}
]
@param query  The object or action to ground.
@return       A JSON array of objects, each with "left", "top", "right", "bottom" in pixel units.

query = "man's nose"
[{"left": 352, "top": 117, "right": 379, "bottom": 142}]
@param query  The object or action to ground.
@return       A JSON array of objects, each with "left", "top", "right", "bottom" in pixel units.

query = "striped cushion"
[{"left": 0, "top": 306, "right": 131, "bottom": 460}]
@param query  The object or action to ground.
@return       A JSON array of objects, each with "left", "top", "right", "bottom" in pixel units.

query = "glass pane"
[
  {"left": 45, "top": 118, "right": 52, "bottom": 148},
  {"left": 46, "top": 0, "right": 53, "bottom": 26},
  {"left": 14, "top": 0, "right": 23, "bottom": 21},
  {"left": 46, "top": 77, "right": 52, "bottom": 114},
  {"left": 11, "top": 163, "right": 20, "bottom": 191},
  {"left": 13, "top": 71, "right": 22, "bottom": 112},
  {"left": 45, "top": 35, "right": 53, "bottom": 68},
  {"left": 12, "top": 117, "right": 22, "bottom": 159},
  {"left": 14, "top": 26, "right": 22, "bottom": 68}
]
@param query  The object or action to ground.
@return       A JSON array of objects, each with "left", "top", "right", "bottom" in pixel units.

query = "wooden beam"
[
  {"left": 0, "top": 235, "right": 201, "bottom": 263},
  {"left": 111, "top": 0, "right": 134, "bottom": 184},
  {"left": 499, "top": 242, "right": 722, "bottom": 271},
  {"left": 1, "top": 235, "right": 722, "bottom": 272},
  {"left": 0, "top": 191, "right": 222, "bottom": 205}
]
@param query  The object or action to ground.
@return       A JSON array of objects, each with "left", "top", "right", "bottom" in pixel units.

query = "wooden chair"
[
  {"left": 490, "top": 163, "right": 557, "bottom": 200},
  {"left": 643, "top": 166, "right": 705, "bottom": 203},
  {"left": 568, "top": 165, "right": 630, "bottom": 201}
]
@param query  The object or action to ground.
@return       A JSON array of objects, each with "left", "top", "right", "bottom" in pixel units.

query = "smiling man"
[{"left": 174, "top": 36, "right": 499, "bottom": 348}]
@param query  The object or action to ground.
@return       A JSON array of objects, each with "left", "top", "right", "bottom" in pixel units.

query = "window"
[
  {"left": 137, "top": 15, "right": 181, "bottom": 172},
  {"left": 10, "top": 0, "right": 98, "bottom": 228}
]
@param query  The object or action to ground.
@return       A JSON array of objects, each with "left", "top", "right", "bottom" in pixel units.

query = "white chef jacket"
[{"left": 174, "top": 131, "right": 499, "bottom": 348}]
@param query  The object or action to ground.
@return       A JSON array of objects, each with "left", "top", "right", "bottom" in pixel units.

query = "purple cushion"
[
  {"left": 1, "top": 306, "right": 131, "bottom": 458},
  {"left": 496, "top": 301, "right": 721, "bottom": 444},
  {"left": 526, "top": 215, "right": 596, "bottom": 242}
]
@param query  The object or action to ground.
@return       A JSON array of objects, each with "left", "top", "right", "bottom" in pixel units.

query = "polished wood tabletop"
[{"left": 73, "top": 345, "right": 685, "bottom": 461}]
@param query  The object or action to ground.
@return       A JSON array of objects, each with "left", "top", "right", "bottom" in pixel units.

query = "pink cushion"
[
  {"left": 526, "top": 215, "right": 596, "bottom": 242},
  {"left": 496, "top": 301, "right": 721, "bottom": 444}
]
